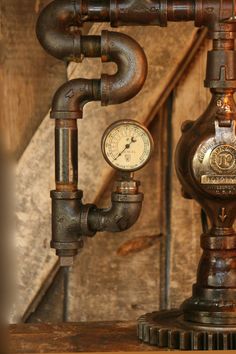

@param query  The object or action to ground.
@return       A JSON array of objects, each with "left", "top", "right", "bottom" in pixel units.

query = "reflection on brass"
[
  {"left": 218, "top": 207, "right": 227, "bottom": 223},
  {"left": 210, "top": 145, "right": 236, "bottom": 174},
  {"left": 192, "top": 121, "right": 236, "bottom": 196},
  {"left": 201, "top": 175, "right": 236, "bottom": 185}
]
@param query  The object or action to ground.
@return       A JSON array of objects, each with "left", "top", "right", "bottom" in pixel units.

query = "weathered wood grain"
[
  {"left": 0, "top": 0, "right": 66, "bottom": 159},
  {"left": 13, "top": 23, "right": 199, "bottom": 323},
  {"left": 169, "top": 40, "right": 212, "bottom": 308},
  {"left": 9, "top": 322, "right": 162, "bottom": 353}
]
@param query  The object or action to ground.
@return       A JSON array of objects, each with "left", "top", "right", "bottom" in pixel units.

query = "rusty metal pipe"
[
  {"left": 50, "top": 31, "right": 147, "bottom": 119},
  {"left": 36, "top": 1, "right": 106, "bottom": 61},
  {"left": 37, "top": 0, "right": 235, "bottom": 32},
  {"left": 88, "top": 193, "right": 143, "bottom": 233},
  {"left": 36, "top": 0, "right": 83, "bottom": 62},
  {"left": 100, "top": 30, "right": 148, "bottom": 105},
  {"left": 167, "top": 1, "right": 195, "bottom": 21},
  {"left": 51, "top": 79, "right": 101, "bottom": 119}
]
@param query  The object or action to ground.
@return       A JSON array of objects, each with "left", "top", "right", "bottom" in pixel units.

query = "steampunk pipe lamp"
[{"left": 37, "top": 0, "right": 236, "bottom": 351}]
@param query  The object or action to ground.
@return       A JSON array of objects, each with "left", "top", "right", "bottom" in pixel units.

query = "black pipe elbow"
[
  {"left": 51, "top": 79, "right": 101, "bottom": 119},
  {"left": 88, "top": 193, "right": 144, "bottom": 233}
]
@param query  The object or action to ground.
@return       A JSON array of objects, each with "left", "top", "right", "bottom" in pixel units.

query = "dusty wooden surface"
[
  {"left": 9, "top": 322, "right": 163, "bottom": 353},
  {"left": 0, "top": 0, "right": 66, "bottom": 159},
  {"left": 13, "top": 23, "right": 199, "bottom": 323}
]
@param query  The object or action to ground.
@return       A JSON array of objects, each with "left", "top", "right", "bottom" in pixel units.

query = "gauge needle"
[{"left": 113, "top": 137, "right": 137, "bottom": 161}]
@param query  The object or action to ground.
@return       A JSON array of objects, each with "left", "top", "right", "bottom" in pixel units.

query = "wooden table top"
[{"left": 9, "top": 321, "right": 166, "bottom": 353}]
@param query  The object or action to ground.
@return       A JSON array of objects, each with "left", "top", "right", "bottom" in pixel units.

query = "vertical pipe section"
[{"left": 55, "top": 119, "right": 78, "bottom": 192}]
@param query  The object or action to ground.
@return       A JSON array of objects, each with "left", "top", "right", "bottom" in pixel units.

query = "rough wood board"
[
  {"left": 13, "top": 23, "right": 198, "bottom": 323},
  {"left": 67, "top": 119, "right": 163, "bottom": 322},
  {"left": 9, "top": 322, "right": 162, "bottom": 353},
  {"left": 169, "top": 40, "right": 212, "bottom": 308},
  {"left": 0, "top": 0, "right": 66, "bottom": 159}
]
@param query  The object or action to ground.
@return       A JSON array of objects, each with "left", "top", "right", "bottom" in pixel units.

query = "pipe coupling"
[{"left": 51, "top": 190, "right": 96, "bottom": 259}]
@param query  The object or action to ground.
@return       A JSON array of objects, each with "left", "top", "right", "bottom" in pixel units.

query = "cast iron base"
[{"left": 138, "top": 310, "right": 236, "bottom": 350}]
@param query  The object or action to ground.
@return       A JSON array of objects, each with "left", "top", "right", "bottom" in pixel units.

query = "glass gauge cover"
[{"left": 101, "top": 120, "right": 154, "bottom": 172}]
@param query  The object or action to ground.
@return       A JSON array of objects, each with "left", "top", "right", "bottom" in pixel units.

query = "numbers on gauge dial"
[{"left": 102, "top": 121, "right": 154, "bottom": 171}]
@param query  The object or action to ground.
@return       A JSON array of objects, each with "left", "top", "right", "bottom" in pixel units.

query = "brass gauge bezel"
[{"left": 101, "top": 119, "right": 154, "bottom": 172}]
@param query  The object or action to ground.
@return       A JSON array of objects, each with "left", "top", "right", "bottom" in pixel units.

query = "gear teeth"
[
  {"left": 168, "top": 329, "right": 180, "bottom": 349},
  {"left": 157, "top": 328, "right": 168, "bottom": 347},
  {"left": 180, "top": 330, "right": 191, "bottom": 350},
  {"left": 138, "top": 311, "right": 236, "bottom": 350},
  {"left": 149, "top": 326, "right": 158, "bottom": 345}
]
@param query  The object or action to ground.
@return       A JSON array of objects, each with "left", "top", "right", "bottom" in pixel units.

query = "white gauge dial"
[{"left": 102, "top": 120, "right": 154, "bottom": 172}]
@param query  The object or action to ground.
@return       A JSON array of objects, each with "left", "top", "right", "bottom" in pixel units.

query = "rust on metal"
[{"left": 36, "top": 0, "right": 234, "bottom": 30}]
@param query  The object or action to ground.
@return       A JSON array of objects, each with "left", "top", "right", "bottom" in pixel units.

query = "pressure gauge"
[{"left": 101, "top": 120, "right": 154, "bottom": 172}]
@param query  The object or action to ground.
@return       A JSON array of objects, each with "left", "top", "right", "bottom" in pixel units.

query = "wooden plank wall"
[{"left": 0, "top": 0, "right": 66, "bottom": 159}]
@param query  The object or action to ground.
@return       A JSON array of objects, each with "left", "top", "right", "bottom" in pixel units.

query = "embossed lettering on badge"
[
  {"left": 210, "top": 145, "right": 236, "bottom": 174},
  {"left": 192, "top": 121, "right": 236, "bottom": 196}
]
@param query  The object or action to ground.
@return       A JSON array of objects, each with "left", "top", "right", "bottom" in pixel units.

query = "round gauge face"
[{"left": 102, "top": 120, "right": 154, "bottom": 172}]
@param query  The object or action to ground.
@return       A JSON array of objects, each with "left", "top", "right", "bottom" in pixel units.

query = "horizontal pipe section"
[
  {"left": 37, "top": 0, "right": 235, "bottom": 33},
  {"left": 167, "top": 0, "right": 195, "bottom": 21},
  {"left": 84, "top": 0, "right": 110, "bottom": 22},
  {"left": 109, "top": 0, "right": 168, "bottom": 27}
]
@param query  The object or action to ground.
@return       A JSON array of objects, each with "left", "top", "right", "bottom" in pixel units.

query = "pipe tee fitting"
[{"left": 51, "top": 177, "right": 143, "bottom": 266}]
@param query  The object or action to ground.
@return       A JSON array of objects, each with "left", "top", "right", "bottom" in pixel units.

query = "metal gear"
[{"left": 138, "top": 310, "right": 236, "bottom": 350}]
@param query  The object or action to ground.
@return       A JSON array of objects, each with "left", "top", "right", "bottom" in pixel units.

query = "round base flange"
[{"left": 138, "top": 310, "right": 236, "bottom": 350}]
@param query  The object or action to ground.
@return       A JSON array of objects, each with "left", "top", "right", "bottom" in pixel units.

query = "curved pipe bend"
[
  {"left": 88, "top": 193, "right": 143, "bottom": 233},
  {"left": 51, "top": 31, "right": 147, "bottom": 118},
  {"left": 36, "top": 0, "right": 84, "bottom": 62},
  {"left": 51, "top": 79, "right": 101, "bottom": 119},
  {"left": 101, "top": 30, "right": 148, "bottom": 105}
]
